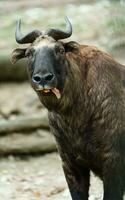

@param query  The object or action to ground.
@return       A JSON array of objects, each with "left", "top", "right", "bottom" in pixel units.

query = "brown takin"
[{"left": 11, "top": 17, "right": 125, "bottom": 200}]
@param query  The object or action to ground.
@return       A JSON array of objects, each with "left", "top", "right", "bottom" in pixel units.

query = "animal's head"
[{"left": 11, "top": 17, "right": 79, "bottom": 110}]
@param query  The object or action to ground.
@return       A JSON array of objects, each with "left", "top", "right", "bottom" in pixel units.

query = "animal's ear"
[
  {"left": 64, "top": 41, "right": 79, "bottom": 52},
  {"left": 11, "top": 48, "right": 27, "bottom": 64}
]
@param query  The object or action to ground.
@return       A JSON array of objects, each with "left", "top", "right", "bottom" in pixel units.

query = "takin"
[{"left": 11, "top": 17, "right": 125, "bottom": 200}]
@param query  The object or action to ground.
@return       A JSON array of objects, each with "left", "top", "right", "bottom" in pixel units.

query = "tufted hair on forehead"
[
  {"left": 33, "top": 35, "right": 56, "bottom": 45},
  {"left": 30, "top": 35, "right": 57, "bottom": 50}
]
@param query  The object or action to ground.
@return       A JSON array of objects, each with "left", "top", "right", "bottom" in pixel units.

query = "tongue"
[{"left": 52, "top": 88, "right": 61, "bottom": 99}]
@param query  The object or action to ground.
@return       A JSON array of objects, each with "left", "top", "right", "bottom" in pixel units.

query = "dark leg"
[
  {"left": 103, "top": 176, "right": 124, "bottom": 200},
  {"left": 103, "top": 158, "right": 125, "bottom": 200},
  {"left": 63, "top": 162, "right": 90, "bottom": 200}
]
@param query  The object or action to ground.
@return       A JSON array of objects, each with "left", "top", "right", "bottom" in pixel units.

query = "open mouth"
[{"left": 36, "top": 87, "right": 61, "bottom": 99}]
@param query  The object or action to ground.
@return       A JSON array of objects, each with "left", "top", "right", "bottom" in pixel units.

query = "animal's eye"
[
  {"left": 59, "top": 48, "right": 65, "bottom": 54},
  {"left": 25, "top": 49, "right": 34, "bottom": 58}
]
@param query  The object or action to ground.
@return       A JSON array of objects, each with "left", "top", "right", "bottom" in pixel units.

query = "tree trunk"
[
  {"left": 0, "top": 130, "right": 57, "bottom": 155},
  {"left": 0, "top": 113, "right": 49, "bottom": 134}
]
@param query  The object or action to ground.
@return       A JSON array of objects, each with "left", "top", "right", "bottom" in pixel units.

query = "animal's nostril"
[
  {"left": 44, "top": 73, "right": 54, "bottom": 81},
  {"left": 32, "top": 75, "right": 41, "bottom": 83},
  {"left": 32, "top": 73, "right": 54, "bottom": 84}
]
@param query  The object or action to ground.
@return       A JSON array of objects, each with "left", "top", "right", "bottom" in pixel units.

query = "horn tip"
[
  {"left": 16, "top": 19, "right": 21, "bottom": 25},
  {"left": 15, "top": 19, "right": 22, "bottom": 44},
  {"left": 65, "top": 16, "right": 69, "bottom": 22},
  {"left": 65, "top": 16, "right": 72, "bottom": 34}
]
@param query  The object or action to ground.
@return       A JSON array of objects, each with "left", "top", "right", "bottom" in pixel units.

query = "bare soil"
[{"left": 0, "top": 153, "right": 103, "bottom": 200}]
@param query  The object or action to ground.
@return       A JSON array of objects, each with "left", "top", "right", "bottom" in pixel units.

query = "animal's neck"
[{"left": 54, "top": 57, "right": 91, "bottom": 123}]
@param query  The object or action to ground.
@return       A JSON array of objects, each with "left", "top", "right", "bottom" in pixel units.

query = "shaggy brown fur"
[{"left": 48, "top": 44, "right": 125, "bottom": 200}]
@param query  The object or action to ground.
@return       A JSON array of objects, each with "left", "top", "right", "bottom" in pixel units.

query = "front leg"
[
  {"left": 63, "top": 161, "right": 90, "bottom": 200},
  {"left": 103, "top": 174, "right": 124, "bottom": 200},
  {"left": 103, "top": 157, "right": 125, "bottom": 200}
]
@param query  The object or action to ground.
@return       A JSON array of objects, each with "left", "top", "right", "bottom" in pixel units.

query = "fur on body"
[{"left": 49, "top": 45, "right": 125, "bottom": 200}]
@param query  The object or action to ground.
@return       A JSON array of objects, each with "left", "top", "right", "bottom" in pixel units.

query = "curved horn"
[
  {"left": 45, "top": 17, "right": 72, "bottom": 40},
  {"left": 15, "top": 19, "right": 42, "bottom": 44}
]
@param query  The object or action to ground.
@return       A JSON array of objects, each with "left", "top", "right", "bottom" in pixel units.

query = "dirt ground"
[{"left": 0, "top": 153, "right": 104, "bottom": 200}]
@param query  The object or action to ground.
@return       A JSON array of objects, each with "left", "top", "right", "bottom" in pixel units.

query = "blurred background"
[{"left": 0, "top": 0, "right": 125, "bottom": 199}]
